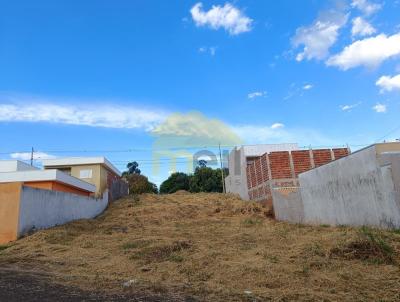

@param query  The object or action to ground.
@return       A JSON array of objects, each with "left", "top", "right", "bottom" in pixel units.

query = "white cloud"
[
  {"left": 199, "top": 46, "right": 217, "bottom": 56},
  {"left": 10, "top": 152, "right": 55, "bottom": 161},
  {"left": 270, "top": 123, "right": 284, "bottom": 129},
  {"left": 376, "top": 74, "right": 400, "bottom": 92},
  {"left": 351, "top": 17, "right": 376, "bottom": 37},
  {"left": 303, "top": 84, "right": 313, "bottom": 90},
  {"left": 232, "top": 124, "right": 338, "bottom": 146},
  {"left": 248, "top": 91, "right": 267, "bottom": 99},
  {"left": 351, "top": 0, "right": 382, "bottom": 16},
  {"left": 372, "top": 103, "right": 387, "bottom": 113},
  {"left": 340, "top": 102, "right": 361, "bottom": 111},
  {"left": 326, "top": 33, "right": 400, "bottom": 70},
  {"left": 190, "top": 2, "right": 252, "bottom": 35},
  {"left": 293, "top": 10, "right": 348, "bottom": 61},
  {"left": 0, "top": 102, "right": 166, "bottom": 130}
]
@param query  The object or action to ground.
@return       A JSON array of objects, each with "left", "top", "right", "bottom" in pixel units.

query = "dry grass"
[{"left": 1, "top": 192, "right": 400, "bottom": 301}]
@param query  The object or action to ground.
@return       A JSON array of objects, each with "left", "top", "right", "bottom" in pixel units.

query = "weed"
[
  {"left": 242, "top": 218, "right": 263, "bottom": 227},
  {"left": 265, "top": 255, "right": 279, "bottom": 263},
  {"left": 168, "top": 253, "right": 184, "bottom": 263},
  {"left": 122, "top": 240, "right": 151, "bottom": 250},
  {"left": 391, "top": 229, "right": 400, "bottom": 235},
  {"left": 330, "top": 226, "right": 395, "bottom": 264},
  {"left": 131, "top": 240, "right": 192, "bottom": 263},
  {"left": 0, "top": 244, "right": 10, "bottom": 252},
  {"left": 304, "top": 243, "right": 325, "bottom": 257}
]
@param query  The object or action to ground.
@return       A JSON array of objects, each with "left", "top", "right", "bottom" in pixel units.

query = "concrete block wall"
[
  {"left": 0, "top": 183, "right": 109, "bottom": 244},
  {"left": 272, "top": 143, "right": 400, "bottom": 229},
  {"left": 247, "top": 148, "right": 350, "bottom": 207}
]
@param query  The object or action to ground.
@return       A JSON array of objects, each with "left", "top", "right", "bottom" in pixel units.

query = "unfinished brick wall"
[
  {"left": 292, "top": 150, "right": 312, "bottom": 177},
  {"left": 260, "top": 154, "right": 269, "bottom": 182},
  {"left": 246, "top": 147, "right": 350, "bottom": 205},
  {"left": 312, "top": 149, "right": 333, "bottom": 167},
  {"left": 269, "top": 152, "right": 292, "bottom": 179},
  {"left": 333, "top": 148, "right": 349, "bottom": 160}
]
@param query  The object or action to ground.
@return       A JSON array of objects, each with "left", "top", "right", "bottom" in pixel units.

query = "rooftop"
[
  {"left": 42, "top": 157, "right": 121, "bottom": 176},
  {"left": 0, "top": 169, "right": 95, "bottom": 193}
]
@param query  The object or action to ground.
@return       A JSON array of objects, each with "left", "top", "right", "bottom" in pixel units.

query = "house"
[
  {"left": 0, "top": 160, "right": 95, "bottom": 196},
  {"left": 0, "top": 160, "right": 102, "bottom": 244},
  {"left": 42, "top": 157, "right": 128, "bottom": 201},
  {"left": 224, "top": 143, "right": 299, "bottom": 200}
]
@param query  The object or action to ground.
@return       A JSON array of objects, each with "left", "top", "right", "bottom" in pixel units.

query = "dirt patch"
[
  {"left": 1, "top": 193, "right": 400, "bottom": 301},
  {"left": 330, "top": 227, "right": 396, "bottom": 264}
]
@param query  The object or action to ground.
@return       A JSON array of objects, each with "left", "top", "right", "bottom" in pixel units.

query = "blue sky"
[{"left": 1, "top": 0, "right": 399, "bottom": 185}]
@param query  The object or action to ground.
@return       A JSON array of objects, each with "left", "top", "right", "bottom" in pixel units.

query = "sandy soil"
[{"left": 1, "top": 192, "right": 400, "bottom": 301}]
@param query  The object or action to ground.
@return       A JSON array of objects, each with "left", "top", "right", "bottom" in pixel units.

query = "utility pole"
[
  {"left": 219, "top": 143, "right": 226, "bottom": 193},
  {"left": 30, "top": 147, "right": 34, "bottom": 166}
]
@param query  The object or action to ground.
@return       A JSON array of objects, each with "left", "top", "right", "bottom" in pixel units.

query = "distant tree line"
[
  {"left": 159, "top": 161, "right": 228, "bottom": 194},
  {"left": 123, "top": 160, "right": 228, "bottom": 195}
]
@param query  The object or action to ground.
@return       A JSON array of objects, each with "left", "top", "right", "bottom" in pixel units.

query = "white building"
[{"left": 224, "top": 143, "right": 299, "bottom": 200}]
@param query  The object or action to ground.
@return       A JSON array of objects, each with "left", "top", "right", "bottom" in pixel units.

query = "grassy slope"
[{"left": 1, "top": 192, "right": 400, "bottom": 301}]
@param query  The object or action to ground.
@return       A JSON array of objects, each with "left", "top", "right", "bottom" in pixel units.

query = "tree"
[
  {"left": 159, "top": 172, "right": 190, "bottom": 194},
  {"left": 198, "top": 159, "right": 207, "bottom": 168},
  {"left": 122, "top": 161, "right": 157, "bottom": 194},
  {"left": 126, "top": 161, "right": 141, "bottom": 175},
  {"left": 125, "top": 173, "right": 158, "bottom": 194},
  {"left": 189, "top": 167, "right": 223, "bottom": 193}
]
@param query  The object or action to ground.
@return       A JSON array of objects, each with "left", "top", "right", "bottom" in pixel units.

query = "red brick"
[
  {"left": 292, "top": 150, "right": 312, "bottom": 177},
  {"left": 312, "top": 149, "right": 333, "bottom": 167},
  {"left": 268, "top": 151, "right": 292, "bottom": 179}
]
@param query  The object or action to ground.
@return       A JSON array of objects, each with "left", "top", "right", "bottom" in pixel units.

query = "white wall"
[
  {"left": 17, "top": 186, "right": 108, "bottom": 236},
  {"left": 0, "top": 160, "right": 39, "bottom": 172},
  {"left": 299, "top": 145, "right": 400, "bottom": 228}
]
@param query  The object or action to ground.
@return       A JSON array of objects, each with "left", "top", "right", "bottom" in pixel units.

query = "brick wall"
[
  {"left": 333, "top": 148, "right": 349, "bottom": 160},
  {"left": 269, "top": 151, "right": 292, "bottom": 179},
  {"left": 312, "top": 149, "right": 333, "bottom": 167},
  {"left": 292, "top": 150, "right": 312, "bottom": 177},
  {"left": 246, "top": 147, "right": 350, "bottom": 204}
]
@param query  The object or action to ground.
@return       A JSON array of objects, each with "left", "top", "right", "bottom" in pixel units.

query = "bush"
[
  {"left": 159, "top": 172, "right": 190, "bottom": 194},
  {"left": 125, "top": 173, "right": 158, "bottom": 195}
]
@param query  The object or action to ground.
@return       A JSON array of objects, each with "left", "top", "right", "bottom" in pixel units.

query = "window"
[{"left": 79, "top": 169, "right": 93, "bottom": 179}]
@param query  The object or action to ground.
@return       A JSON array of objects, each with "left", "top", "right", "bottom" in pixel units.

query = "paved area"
[{"left": 0, "top": 268, "right": 181, "bottom": 302}]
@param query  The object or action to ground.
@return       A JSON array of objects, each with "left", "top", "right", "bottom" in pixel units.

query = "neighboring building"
[
  {"left": 272, "top": 142, "right": 400, "bottom": 229},
  {"left": 245, "top": 147, "right": 350, "bottom": 211},
  {"left": 0, "top": 160, "right": 39, "bottom": 173},
  {"left": 225, "top": 143, "right": 299, "bottom": 200},
  {"left": 42, "top": 157, "right": 127, "bottom": 200},
  {"left": 0, "top": 160, "right": 95, "bottom": 196}
]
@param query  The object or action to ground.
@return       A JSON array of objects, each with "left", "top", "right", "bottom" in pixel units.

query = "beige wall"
[
  {"left": 376, "top": 142, "right": 400, "bottom": 155},
  {"left": 44, "top": 164, "right": 119, "bottom": 197},
  {"left": 0, "top": 183, "right": 22, "bottom": 244},
  {"left": 70, "top": 164, "right": 102, "bottom": 196}
]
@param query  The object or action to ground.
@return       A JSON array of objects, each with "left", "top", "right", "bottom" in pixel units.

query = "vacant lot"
[{"left": 1, "top": 192, "right": 400, "bottom": 301}]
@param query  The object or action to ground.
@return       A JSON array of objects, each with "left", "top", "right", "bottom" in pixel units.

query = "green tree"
[
  {"left": 125, "top": 173, "right": 158, "bottom": 194},
  {"left": 159, "top": 172, "right": 190, "bottom": 194},
  {"left": 189, "top": 167, "right": 223, "bottom": 193},
  {"left": 126, "top": 161, "right": 141, "bottom": 175}
]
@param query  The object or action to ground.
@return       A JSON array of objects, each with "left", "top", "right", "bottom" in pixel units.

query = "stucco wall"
[
  {"left": 23, "top": 181, "right": 91, "bottom": 196},
  {"left": 272, "top": 187, "right": 304, "bottom": 224},
  {"left": 70, "top": 164, "right": 102, "bottom": 195},
  {"left": 17, "top": 186, "right": 108, "bottom": 236},
  {"left": 0, "top": 183, "right": 22, "bottom": 244},
  {"left": 299, "top": 145, "right": 400, "bottom": 228}
]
